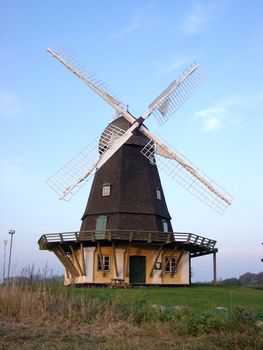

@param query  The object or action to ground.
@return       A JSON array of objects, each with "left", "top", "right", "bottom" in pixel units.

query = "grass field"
[
  {"left": 73, "top": 285, "right": 263, "bottom": 312},
  {"left": 0, "top": 283, "right": 262, "bottom": 349}
]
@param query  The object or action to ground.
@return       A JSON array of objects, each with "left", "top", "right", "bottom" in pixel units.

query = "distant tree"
[
  {"left": 239, "top": 272, "right": 256, "bottom": 287},
  {"left": 222, "top": 278, "right": 240, "bottom": 286},
  {"left": 256, "top": 272, "right": 263, "bottom": 281},
  {"left": 251, "top": 272, "right": 263, "bottom": 288},
  {"left": 219, "top": 272, "right": 263, "bottom": 288}
]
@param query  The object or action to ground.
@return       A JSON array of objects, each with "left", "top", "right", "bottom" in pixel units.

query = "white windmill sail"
[
  {"left": 140, "top": 129, "right": 233, "bottom": 214},
  {"left": 46, "top": 124, "right": 127, "bottom": 200},
  {"left": 46, "top": 45, "right": 127, "bottom": 114},
  {"left": 145, "top": 62, "right": 207, "bottom": 125}
]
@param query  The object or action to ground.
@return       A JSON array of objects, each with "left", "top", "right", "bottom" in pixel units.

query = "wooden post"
[
  {"left": 213, "top": 250, "right": 217, "bottom": 285},
  {"left": 149, "top": 246, "right": 163, "bottom": 277},
  {"left": 126, "top": 244, "right": 131, "bottom": 278},
  {"left": 147, "top": 232, "right": 152, "bottom": 243},
  {"left": 70, "top": 244, "right": 84, "bottom": 276},
  {"left": 97, "top": 242, "right": 105, "bottom": 276},
  {"left": 53, "top": 246, "right": 79, "bottom": 277},
  {"left": 80, "top": 243, "right": 86, "bottom": 275},
  {"left": 165, "top": 233, "right": 172, "bottom": 244},
  {"left": 159, "top": 246, "right": 178, "bottom": 277},
  {"left": 171, "top": 249, "right": 184, "bottom": 277},
  {"left": 112, "top": 242, "right": 119, "bottom": 277}
]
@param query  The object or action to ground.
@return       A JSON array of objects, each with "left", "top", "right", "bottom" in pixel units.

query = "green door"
[{"left": 129, "top": 256, "right": 146, "bottom": 284}]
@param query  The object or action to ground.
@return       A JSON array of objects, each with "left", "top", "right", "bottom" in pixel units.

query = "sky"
[{"left": 0, "top": 0, "right": 262, "bottom": 282}]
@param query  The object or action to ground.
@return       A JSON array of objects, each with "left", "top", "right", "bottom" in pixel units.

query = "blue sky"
[{"left": 0, "top": 0, "right": 262, "bottom": 281}]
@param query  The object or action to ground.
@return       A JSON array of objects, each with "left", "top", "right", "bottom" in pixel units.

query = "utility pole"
[
  {"left": 7, "top": 230, "right": 15, "bottom": 283},
  {"left": 3, "top": 240, "right": 8, "bottom": 282}
]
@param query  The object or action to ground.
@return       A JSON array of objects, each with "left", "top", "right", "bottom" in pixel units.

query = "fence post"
[{"left": 212, "top": 250, "right": 217, "bottom": 285}]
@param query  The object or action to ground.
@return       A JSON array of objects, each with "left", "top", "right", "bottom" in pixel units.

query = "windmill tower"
[
  {"left": 80, "top": 116, "right": 173, "bottom": 234},
  {"left": 38, "top": 46, "right": 232, "bottom": 286}
]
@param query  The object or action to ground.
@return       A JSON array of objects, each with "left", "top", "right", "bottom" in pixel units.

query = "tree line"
[{"left": 220, "top": 272, "right": 263, "bottom": 288}]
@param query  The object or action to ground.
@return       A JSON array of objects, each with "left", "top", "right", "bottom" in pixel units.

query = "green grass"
[{"left": 73, "top": 285, "right": 263, "bottom": 313}]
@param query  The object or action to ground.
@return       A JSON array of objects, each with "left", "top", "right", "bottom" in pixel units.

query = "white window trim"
[
  {"left": 156, "top": 189, "right": 161, "bottom": 200},
  {"left": 165, "top": 257, "right": 177, "bottom": 273},
  {"left": 102, "top": 185, "right": 111, "bottom": 197},
  {"left": 97, "top": 255, "right": 111, "bottom": 272}
]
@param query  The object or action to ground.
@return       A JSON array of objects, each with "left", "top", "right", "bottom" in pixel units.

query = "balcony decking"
[{"left": 38, "top": 230, "right": 217, "bottom": 257}]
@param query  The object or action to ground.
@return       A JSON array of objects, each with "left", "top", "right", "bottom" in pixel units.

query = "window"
[
  {"left": 97, "top": 255, "right": 111, "bottom": 272},
  {"left": 162, "top": 220, "right": 168, "bottom": 232},
  {"left": 102, "top": 184, "right": 111, "bottom": 196},
  {"left": 95, "top": 216, "right": 107, "bottom": 239},
  {"left": 165, "top": 257, "right": 177, "bottom": 273},
  {"left": 156, "top": 188, "right": 161, "bottom": 200},
  {"left": 96, "top": 215, "right": 107, "bottom": 232}
]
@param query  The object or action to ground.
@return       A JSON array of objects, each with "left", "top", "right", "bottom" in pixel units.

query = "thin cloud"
[
  {"left": 166, "top": 57, "right": 189, "bottom": 72},
  {"left": 194, "top": 96, "right": 248, "bottom": 133},
  {"left": 204, "top": 117, "right": 222, "bottom": 132},
  {"left": 107, "top": 12, "right": 142, "bottom": 43},
  {"left": 106, "top": 6, "right": 159, "bottom": 44},
  {"left": 181, "top": 1, "right": 222, "bottom": 36},
  {"left": 194, "top": 92, "right": 263, "bottom": 133},
  {"left": 195, "top": 106, "right": 225, "bottom": 133},
  {"left": 183, "top": 2, "right": 210, "bottom": 35},
  {"left": 152, "top": 56, "right": 189, "bottom": 75}
]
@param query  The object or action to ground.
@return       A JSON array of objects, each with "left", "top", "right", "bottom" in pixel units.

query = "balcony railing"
[{"left": 38, "top": 230, "right": 216, "bottom": 251}]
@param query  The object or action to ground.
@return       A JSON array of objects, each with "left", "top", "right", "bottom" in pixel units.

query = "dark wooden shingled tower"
[{"left": 80, "top": 116, "right": 173, "bottom": 234}]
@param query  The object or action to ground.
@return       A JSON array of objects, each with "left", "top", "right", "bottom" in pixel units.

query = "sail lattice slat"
[
  {"left": 46, "top": 124, "right": 126, "bottom": 200},
  {"left": 141, "top": 140, "right": 233, "bottom": 214},
  {"left": 149, "top": 63, "right": 207, "bottom": 126},
  {"left": 49, "top": 44, "right": 127, "bottom": 110}
]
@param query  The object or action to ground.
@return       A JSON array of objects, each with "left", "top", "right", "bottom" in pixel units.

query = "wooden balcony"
[{"left": 38, "top": 229, "right": 216, "bottom": 255}]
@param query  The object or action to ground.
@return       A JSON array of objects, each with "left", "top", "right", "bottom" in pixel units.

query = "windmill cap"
[{"left": 98, "top": 116, "right": 150, "bottom": 153}]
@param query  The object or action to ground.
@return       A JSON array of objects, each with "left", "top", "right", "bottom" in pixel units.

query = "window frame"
[
  {"left": 165, "top": 256, "right": 177, "bottom": 273},
  {"left": 162, "top": 220, "right": 168, "bottom": 232},
  {"left": 95, "top": 215, "right": 107, "bottom": 234},
  {"left": 97, "top": 255, "right": 111, "bottom": 272},
  {"left": 156, "top": 188, "right": 161, "bottom": 200},
  {"left": 102, "top": 184, "right": 111, "bottom": 197}
]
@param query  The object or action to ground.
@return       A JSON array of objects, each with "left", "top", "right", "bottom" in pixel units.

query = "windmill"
[{"left": 38, "top": 45, "right": 233, "bottom": 286}]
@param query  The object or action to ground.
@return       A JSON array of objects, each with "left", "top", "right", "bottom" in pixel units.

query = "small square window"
[
  {"left": 165, "top": 257, "right": 177, "bottom": 273},
  {"left": 97, "top": 255, "right": 111, "bottom": 272},
  {"left": 102, "top": 185, "right": 111, "bottom": 196},
  {"left": 156, "top": 189, "right": 161, "bottom": 200}
]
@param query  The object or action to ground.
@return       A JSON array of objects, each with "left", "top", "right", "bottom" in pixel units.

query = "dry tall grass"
[{"left": 0, "top": 280, "right": 262, "bottom": 350}]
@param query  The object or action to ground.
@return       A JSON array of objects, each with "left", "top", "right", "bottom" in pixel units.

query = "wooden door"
[{"left": 129, "top": 256, "right": 146, "bottom": 284}]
